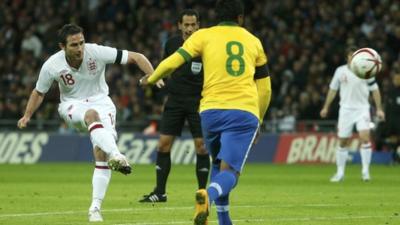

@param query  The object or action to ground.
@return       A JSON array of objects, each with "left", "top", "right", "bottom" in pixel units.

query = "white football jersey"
[
  {"left": 35, "top": 43, "right": 128, "bottom": 102},
  {"left": 329, "top": 64, "right": 378, "bottom": 109}
]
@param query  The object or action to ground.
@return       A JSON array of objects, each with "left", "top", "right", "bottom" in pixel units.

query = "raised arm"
[{"left": 17, "top": 89, "right": 45, "bottom": 129}]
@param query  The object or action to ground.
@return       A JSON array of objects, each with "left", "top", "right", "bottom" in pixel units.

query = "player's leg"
[
  {"left": 88, "top": 97, "right": 131, "bottom": 174},
  {"left": 187, "top": 104, "right": 210, "bottom": 190},
  {"left": 58, "top": 100, "right": 129, "bottom": 160},
  {"left": 194, "top": 110, "right": 221, "bottom": 225},
  {"left": 203, "top": 124, "right": 257, "bottom": 225},
  {"left": 194, "top": 109, "right": 258, "bottom": 225},
  {"left": 88, "top": 146, "right": 110, "bottom": 222},
  {"left": 58, "top": 99, "right": 128, "bottom": 222},
  {"left": 85, "top": 109, "right": 130, "bottom": 174},
  {"left": 194, "top": 159, "right": 220, "bottom": 224},
  {"left": 140, "top": 96, "right": 184, "bottom": 203},
  {"left": 194, "top": 168, "right": 235, "bottom": 225},
  {"left": 356, "top": 109, "right": 373, "bottom": 181},
  {"left": 331, "top": 108, "right": 354, "bottom": 182},
  {"left": 358, "top": 129, "right": 372, "bottom": 180},
  {"left": 331, "top": 138, "right": 351, "bottom": 182},
  {"left": 204, "top": 161, "right": 236, "bottom": 225},
  {"left": 85, "top": 109, "right": 119, "bottom": 156},
  {"left": 215, "top": 194, "right": 232, "bottom": 225},
  {"left": 203, "top": 131, "right": 221, "bottom": 184}
]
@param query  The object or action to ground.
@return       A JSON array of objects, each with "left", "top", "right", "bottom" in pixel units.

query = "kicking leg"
[{"left": 85, "top": 109, "right": 130, "bottom": 174}]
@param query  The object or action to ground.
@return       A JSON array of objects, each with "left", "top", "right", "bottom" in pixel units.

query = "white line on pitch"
[
  {"left": 0, "top": 204, "right": 333, "bottom": 218},
  {"left": 115, "top": 215, "right": 398, "bottom": 225},
  {"left": 0, "top": 203, "right": 397, "bottom": 218}
]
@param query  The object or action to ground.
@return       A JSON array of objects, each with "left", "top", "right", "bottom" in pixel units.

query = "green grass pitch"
[{"left": 0, "top": 163, "right": 399, "bottom": 225}]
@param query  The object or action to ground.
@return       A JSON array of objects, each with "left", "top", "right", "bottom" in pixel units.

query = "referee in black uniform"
[{"left": 140, "top": 9, "right": 210, "bottom": 203}]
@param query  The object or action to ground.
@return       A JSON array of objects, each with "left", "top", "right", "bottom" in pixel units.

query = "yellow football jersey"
[{"left": 177, "top": 22, "right": 268, "bottom": 119}]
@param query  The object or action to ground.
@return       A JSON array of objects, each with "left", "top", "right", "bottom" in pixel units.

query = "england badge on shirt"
[
  {"left": 191, "top": 62, "right": 202, "bottom": 75},
  {"left": 87, "top": 58, "right": 97, "bottom": 75}
]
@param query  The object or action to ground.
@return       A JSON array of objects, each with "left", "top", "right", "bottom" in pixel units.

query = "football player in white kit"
[
  {"left": 17, "top": 24, "right": 163, "bottom": 222},
  {"left": 320, "top": 46, "right": 385, "bottom": 182}
]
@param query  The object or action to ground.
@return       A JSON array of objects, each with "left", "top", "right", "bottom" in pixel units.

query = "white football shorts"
[
  {"left": 58, "top": 95, "right": 117, "bottom": 139},
  {"left": 337, "top": 107, "right": 371, "bottom": 138}
]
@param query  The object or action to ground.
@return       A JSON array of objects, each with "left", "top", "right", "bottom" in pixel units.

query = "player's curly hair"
[
  {"left": 215, "top": 0, "right": 244, "bottom": 23},
  {"left": 58, "top": 24, "right": 83, "bottom": 46}
]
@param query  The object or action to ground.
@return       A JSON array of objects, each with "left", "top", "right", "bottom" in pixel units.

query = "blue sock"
[
  {"left": 215, "top": 195, "right": 232, "bottom": 225},
  {"left": 207, "top": 170, "right": 237, "bottom": 203}
]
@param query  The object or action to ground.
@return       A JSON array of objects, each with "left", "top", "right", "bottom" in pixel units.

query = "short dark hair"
[
  {"left": 58, "top": 24, "right": 83, "bottom": 45},
  {"left": 178, "top": 9, "right": 199, "bottom": 23},
  {"left": 215, "top": 0, "right": 244, "bottom": 23}
]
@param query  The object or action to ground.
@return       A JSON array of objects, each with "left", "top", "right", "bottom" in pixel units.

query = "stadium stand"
[{"left": 0, "top": 0, "right": 399, "bottom": 132}]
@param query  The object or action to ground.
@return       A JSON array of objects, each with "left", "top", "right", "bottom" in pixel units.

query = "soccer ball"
[{"left": 350, "top": 48, "right": 382, "bottom": 79}]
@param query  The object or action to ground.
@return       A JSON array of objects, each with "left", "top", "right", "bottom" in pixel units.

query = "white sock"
[
  {"left": 88, "top": 122, "right": 119, "bottom": 157},
  {"left": 360, "top": 143, "right": 372, "bottom": 174},
  {"left": 336, "top": 147, "right": 348, "bottom": 176},
  {"left": 89, "top": 162, "right": 111, "bottom": 211}
]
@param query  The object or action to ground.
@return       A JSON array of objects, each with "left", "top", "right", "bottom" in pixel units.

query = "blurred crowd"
[{"left": 0, "top": 0, "right": 399, "bottom": 132}]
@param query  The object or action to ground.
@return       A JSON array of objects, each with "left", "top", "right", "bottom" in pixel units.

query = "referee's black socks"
[
  {"left": 196, "top": 153, "right": 210, "bottom": 189},
  {"left": 155, "top": 152, "right": 171, "bottom": 194}
]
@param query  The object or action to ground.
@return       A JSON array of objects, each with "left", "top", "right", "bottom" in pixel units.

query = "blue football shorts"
[{"left": 200, "top": 109, "right": 259, "bottom": 173}]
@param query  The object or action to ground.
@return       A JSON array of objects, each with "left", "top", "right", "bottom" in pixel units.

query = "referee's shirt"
[{"left": 163, "top": 36, "right": 203, "bottom": 97}]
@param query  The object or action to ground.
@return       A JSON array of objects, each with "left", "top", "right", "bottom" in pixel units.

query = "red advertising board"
[{"left": 274, "top": 133, "right": 362, "bottom": 164}]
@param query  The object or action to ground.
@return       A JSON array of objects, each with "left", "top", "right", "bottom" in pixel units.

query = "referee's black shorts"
[{"left": 159, "top": 95, "right": 203, "bottom": 138}]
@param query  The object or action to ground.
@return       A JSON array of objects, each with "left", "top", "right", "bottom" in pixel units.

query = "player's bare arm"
[
  {"left": 17, "top": 89, "right": 45, "bottom": 129},
  {"left": 129, "top": 51, "right": 165, "bottom": 88},
  {"left": 127, "top": 51, "right": 154, "bottom": 74},
  {"left": 371, "top": 89, "right": 385, "bottom": 121},
  {"left": 320, "top": 89, "right": 338, "bottom": 118},
  {"left": 140, "top": 51, "right": 186, "bottom": 86}
]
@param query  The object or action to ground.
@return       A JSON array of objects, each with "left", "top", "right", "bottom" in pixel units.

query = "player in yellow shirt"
[{"left": 140, "top": 0, "right": 271, "bottom": 224}]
